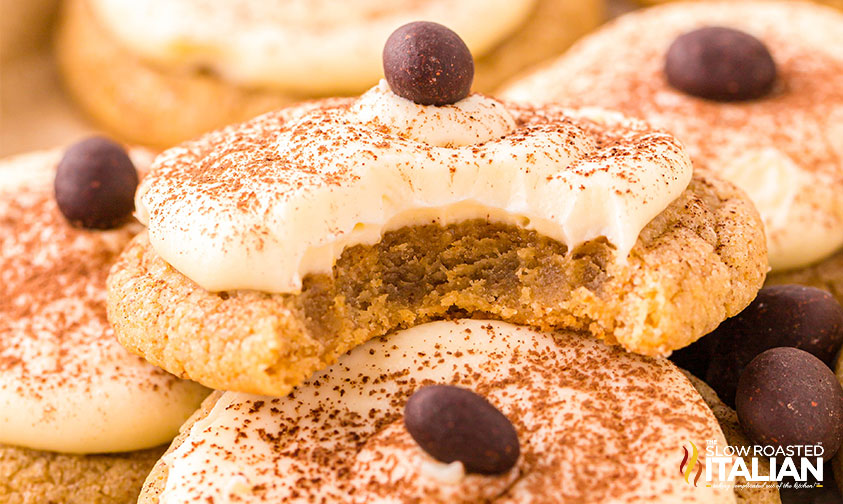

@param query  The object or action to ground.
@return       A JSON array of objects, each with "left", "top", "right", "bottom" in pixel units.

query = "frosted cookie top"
[
  {"left": 0, "top": 148, "right": 208, "bottom": 454},
  {"left": 157, "top": 319, "right": 735, "bottom": 503},
  {"left": 502, "top": 1, "right": 843, "bottom": 271},
  {"left": 136, "top": 82, "right": 692, "bottom": 293},
  {"left": 87, "top": 0, "right": 535, "bottom": 93}
]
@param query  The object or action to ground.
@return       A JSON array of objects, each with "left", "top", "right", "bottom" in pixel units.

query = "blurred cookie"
[
  {"left": 502, "top": 1, "right": 843, "bottom": 285},
  {"left": 1, "top": 444, "right": 165, "bottom": 504},
  {"left": 767, "top": 250, "right": 843, "bottom": 303},
  {"left": 0, "top": 146, "right": 209, "bottom": 503},
  {"left": 632, "top": 0, "right": 843, "bottom": 10},
  {"left": 684, "top": 372, "right": 781, "bottom": 504},
  {"left": 55, "top": 0, "right": 603, "bottom": 147}
]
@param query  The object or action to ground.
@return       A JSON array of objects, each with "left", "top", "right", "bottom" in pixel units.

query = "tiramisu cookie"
[
  {"left": 0, "top": 143, "right": 209, "bottom": 504},
  {"left": 766, "top": 250, "right": 843, "bottom": 303},
  {"left": 55, "top": 0, "right": 603, "bottom": 147},
  {"left": 107, "top": 24, "right": 766, "bottom": 395},
  {"left": 502, "top": 1, "right": 843, "bottom": 287},
  {"left": 1, "top": 444, "right": 165, "bottom": 504},
  {"left": 139, "top": 319, "right": 736, "bottom": 503}
]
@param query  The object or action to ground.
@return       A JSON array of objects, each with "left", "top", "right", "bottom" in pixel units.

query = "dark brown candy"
[
  {"left": 382, "top": 21, "right": 474, "bottom": 106},
  {"left": 665, "top": 26, "right": 776, "bottom": 101},
  {"left": 404, "top": 384, "right": 519, "bottom": 474},
  {"left": 55, "top": 137, "right": 139, "bottom": 229},
  {"left": 736, "top": 347, "right": 843, "bottom": 460},
  {"left": 703, "top": 285, "right": 843, "bottom": 407}
]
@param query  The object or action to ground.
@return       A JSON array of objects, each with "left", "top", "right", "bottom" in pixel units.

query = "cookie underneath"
[
  {"left": 0, "top": 443, "right": 165, "bottom": 504},
  {"left": 107, "top": 171, "right": 766, "bottom": 396}
]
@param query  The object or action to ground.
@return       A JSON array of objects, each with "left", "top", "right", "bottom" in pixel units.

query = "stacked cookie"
[
  {"left": 104, "top": 21, "right": 777, "bottom": 503},
  {"left": 0, "top": 140, "right": 208, "bottom": 503},
  {"left": 55, "top": 0, "right": 605, "bottom": 147},
  {"left": 502, "top": 1, "right": 843, "bottom": 298}
]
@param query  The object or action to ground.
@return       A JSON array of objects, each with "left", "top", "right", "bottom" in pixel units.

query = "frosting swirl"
[{"left": 137, "top": 83, "right": 692, "bottom": 293}]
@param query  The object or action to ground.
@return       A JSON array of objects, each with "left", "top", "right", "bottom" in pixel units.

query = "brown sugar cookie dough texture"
[
  {"left": 107, "top": 55, "right": 766, "bottom": 396},
  {"left": 55, "top": 0, "right": 603, "bottom": 147},
  {"left": 502, "top": 1, "right": 843, "bottom": 296},
  {"left": 138, "top": 320, "right": 738, "bottom": 503},
  {"left": 0, "top": 146, "right": 209, "bottom": 504}
]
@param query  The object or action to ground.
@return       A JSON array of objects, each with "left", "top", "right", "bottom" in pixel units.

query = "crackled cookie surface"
[
  {"left": 140, "top": 320, "right": 736, "bottom": 504},
  {"left": 108, "top": 84, "right": 766, "bottom": 395},
  {"left": 502, "top": 1, "right": 843, "bottom": 274},
  {"left": 0, "top": 148, "right": 209, "bottom": 503}
]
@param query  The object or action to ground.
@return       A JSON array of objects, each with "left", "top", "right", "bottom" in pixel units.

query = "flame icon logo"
[{"left": 679, "top": 441, "right": 703, "bottom": 486}]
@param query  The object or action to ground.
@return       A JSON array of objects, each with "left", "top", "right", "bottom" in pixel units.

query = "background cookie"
[
  {"left": 0, "top": 444, "right": 165, "bottom": 504},
  {"left": 766, "top": 250, "right": 843, "bottom": 307},
  {"left": 632, "top": 0, "right": 843, "bottom": 9},
  {"left": 139, "top": 320, "right": 736, "bottom": 503},
  {"left": 0, "top": 147, "right": 208, "bottom": 501},
  {"left": 56, "top": 0, "right": 603, "bottom": 147},
  {"left": 836, "top": 350, "right": 843, "bottom": 496},
  {"left": 0, "top": 0, "right": 57, "bottom": 61},
  {"left": 108, "top": 92, "right": 766, "bottom": 395}
]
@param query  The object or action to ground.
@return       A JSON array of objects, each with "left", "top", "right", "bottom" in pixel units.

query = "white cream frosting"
[
  {"left": 0, "top": 149, "right": 209, "bottom": 454},
  {"left": 501, "top": 1, "right": 843, "bottom": 272},
  {"left": 136, "top": 83, "right": 693, "bottom": 294},
  {"left": 88, "top": 0, "right": 535, "bottom": 93},
  {"left": 157, "top": 319, "right": 735, "bottom": 503},
  {"left": 721, "top": 148, "right": 842, "bottom": 271}
]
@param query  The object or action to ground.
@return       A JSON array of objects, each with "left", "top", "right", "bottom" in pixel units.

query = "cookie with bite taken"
[
  {"left": 501, "top": 1, "right": 843, "bottom": 302},
  {"left": 55, "top": 0, "right": 604, "bottom": 147},
  {"left": 106, "top": 22, "right": 767, "bottom": 396},
  {"left": 631, "top": 0, "right": 842, "bottom": 11},
  {"left": 0, "top": 141, "right": 208, "bottom": 503}
]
